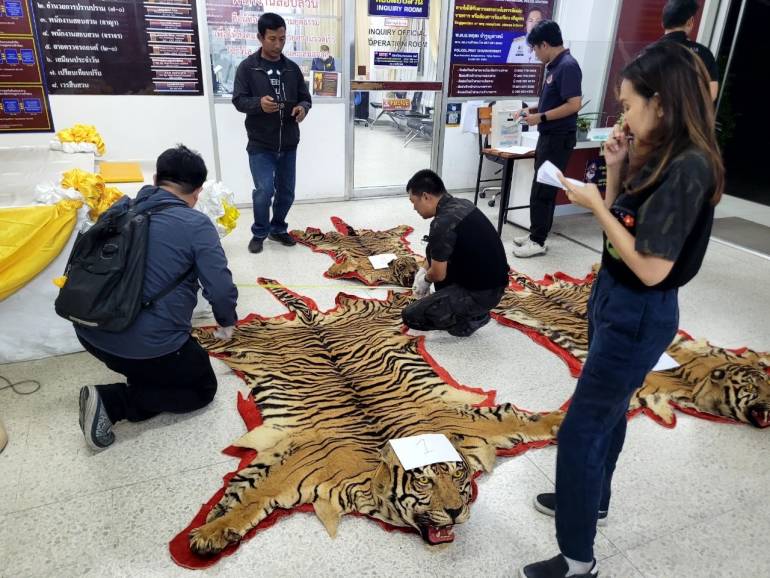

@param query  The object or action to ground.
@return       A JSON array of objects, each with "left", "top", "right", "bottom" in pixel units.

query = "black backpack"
[{"left": 55, "top": 193, "right": 193, "bottom": 332}]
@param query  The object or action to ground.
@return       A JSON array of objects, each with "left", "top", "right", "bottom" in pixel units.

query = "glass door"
[{"left": 347, "top": 0, "right": 448, "bottom": 197}]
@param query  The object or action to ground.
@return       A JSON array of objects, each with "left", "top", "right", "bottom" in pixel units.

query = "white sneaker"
[
  {"left": 513, "top": 234, "right": 530, "bottom": 247},
  {"left": 513, "top": 239, "right": 547, "bottom": 258}
]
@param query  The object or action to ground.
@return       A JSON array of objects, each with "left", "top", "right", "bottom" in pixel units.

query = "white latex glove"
[
  {"left": 412, "top": 268, "right": 431, "bottom": 299},
  {"left": 213, "top": 325, "right": 235, "bottom": 340}
]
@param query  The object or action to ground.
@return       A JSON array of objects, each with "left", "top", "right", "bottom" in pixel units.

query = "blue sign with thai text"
[
  {"left": 20, "top": 48, "right": 35, "bottom": 65},
  {"left": 5, "top": 1, "right": 23, "bottom": 18},
  {"left": 23, "top": 98, "right": 42, "bottom": 113},
  {"left": 374, "top": 51, "right": 419, "bottom": 67},
  {"left": 2, "top": 98, "right": 20, "bottom": 113},
  {"left": 368, "top": 0, "right": 429, "bottom": 18}
]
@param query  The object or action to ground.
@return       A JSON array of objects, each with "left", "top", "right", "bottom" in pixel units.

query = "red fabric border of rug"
[{"left": 169, "top": 280, "right": 554, "bottom": 569}]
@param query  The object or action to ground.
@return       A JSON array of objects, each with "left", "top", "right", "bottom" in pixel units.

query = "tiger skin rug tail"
[
  {"left": 169, "top": 279, "right": 564, "bottom": 568},
  {"left": 290, "top": 216, "right": 425, "bottom": 287},
  {"left": 493, "top": 268, "right": 770, "bottom": 429}
]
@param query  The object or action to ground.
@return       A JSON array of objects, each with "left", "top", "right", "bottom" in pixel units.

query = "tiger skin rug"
[
  {"left": 290, "top": 216, "right": 425, "bottom": 287},
  {"left": 493, "top": 269, "right": 770, "bottom": 429},
  {"left": 169, "top": 279, "right": 564, "bottom": 568}
]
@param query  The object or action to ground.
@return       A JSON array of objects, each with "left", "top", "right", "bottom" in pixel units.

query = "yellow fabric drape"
[
  {"left": 61, "top": 168, "right": 124, "bottom": 221},
  {"left": 56, "top": 124, "right": 106, "bottom": 156},
  {"left": 0, "top": 199, "right": 82, "bottom": 302}
]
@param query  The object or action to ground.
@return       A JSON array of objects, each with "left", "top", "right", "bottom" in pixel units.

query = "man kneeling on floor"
[
  {"left": 76, "top": 145, "right": 238, "bottom": 451},
  {"left": 403, "top": 169, "right": 509, "bottom": 336}
]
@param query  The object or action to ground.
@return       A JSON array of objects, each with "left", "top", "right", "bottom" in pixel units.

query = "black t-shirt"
[
  {"left": 259, "top": 55, "right": 287, "bottom": 102},
  {"left": 601, "top": 148, "right": 715, "bottom": 291},
  {"left": 428, "top": 194, "right": 509, "bottom": 291},
  {"left": 662, "top": 31, "right": 719, "bottom": 82},
  {"left": 537, "top": 49, "right": 582, "bottom": 135}
]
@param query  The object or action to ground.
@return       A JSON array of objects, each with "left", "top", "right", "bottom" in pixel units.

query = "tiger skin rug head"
[
  {"left": 169, "top": 279, "right": 564, "bottom": 568},
  {"left": 290, "top": 216, "right": 425, "bottom": 287},
  {"left": 494, "top": 268, "right": 770, "bottom": 429}
]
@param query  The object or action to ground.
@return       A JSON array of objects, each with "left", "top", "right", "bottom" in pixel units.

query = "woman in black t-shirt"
[{"left": 520, "top": 42, "right": 724, "bottom": 578}]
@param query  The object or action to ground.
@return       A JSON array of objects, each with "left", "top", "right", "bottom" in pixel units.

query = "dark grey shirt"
[{"left": 428, "top": 194, "right": 509, "bottom": 291}]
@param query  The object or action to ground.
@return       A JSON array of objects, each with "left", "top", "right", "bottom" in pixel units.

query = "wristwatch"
[{"left": 540, "top": 113, "right": 548, "bottom": 123}]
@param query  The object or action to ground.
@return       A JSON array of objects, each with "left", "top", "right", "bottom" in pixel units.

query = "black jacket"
[{"left": 232, "top": 49, "right": 312, "bottom": 153}]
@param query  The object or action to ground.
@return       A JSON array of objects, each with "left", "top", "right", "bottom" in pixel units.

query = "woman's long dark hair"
[{"left": 620, "top": 41, "right": 724, "bottom": 205}]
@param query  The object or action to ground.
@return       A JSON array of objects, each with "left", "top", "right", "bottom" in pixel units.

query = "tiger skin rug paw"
[
  {"left": 493, "top": 268, "right": 770, "bottom": 429},
  {"left": 169, "top": 279, "right": 564, "bottom": 568},
  {"left": 290, "top": 216, "right": 425, "bottom": 287}
]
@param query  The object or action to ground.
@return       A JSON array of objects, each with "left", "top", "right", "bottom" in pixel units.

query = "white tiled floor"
[
  {"left": 353, "top": 122, "right": 432, "bottom": 189},
  {"left": 1, "top": 192, "right": 768, "bottom": 577}
]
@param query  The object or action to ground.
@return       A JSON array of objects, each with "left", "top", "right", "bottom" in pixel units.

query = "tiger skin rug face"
[
  {"left": 493, "top": 269, "right": 770, "bottom": 429},
  {"left": 170, "top": 279, "right": 563, "bottom": 567},
  {"left": 290, "top": 216, "right": 425, "bottom": 287}
]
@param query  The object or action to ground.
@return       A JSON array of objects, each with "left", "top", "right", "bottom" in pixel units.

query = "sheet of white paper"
[
  {"left": 652, "top": 352, "right": 679, "bottom": 372},
  {"left": 537, "top": 160, "right": 585, "bottom": 189},
  {"left": 368, "top": 253, "right": 397, "bottom": 270},
  {"left": 389, "top": 433, "right": 463, "bottom": 470},
  {"left": 496, "top": 145, "right": 535, "bottom": 155}
]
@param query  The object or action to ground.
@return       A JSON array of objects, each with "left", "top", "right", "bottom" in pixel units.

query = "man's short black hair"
[
  {"left": 156, "top": 144, "right": 207, "bottom": 194},
  {"left": 258, "top": 12, "right": 286, "bottom": 36},
  {"left": 527, "top": 20, "right": 563, "bottom": 47},
  {"left": 407, "top": 169, "right": 446, "bottom": 197},
  {"left": 320, "top": 44, "right": 330, "bottom": 51},
  {"left": 662, "top": 0, "right": 699, "bottom": 29}
]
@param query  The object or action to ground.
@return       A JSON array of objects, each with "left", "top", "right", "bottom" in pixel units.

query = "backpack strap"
[
  {"left": 141, "top": 263, "right": 195, "bottom": 309},
  {"left": 139, "top": 199, "right": 196, "bottom": 309}
]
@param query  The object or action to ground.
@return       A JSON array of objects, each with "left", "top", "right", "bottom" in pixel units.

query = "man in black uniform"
[
  {"left": 402, "top": 170, "right": 509, "bottom": 337},
  {"left": 513, "top": 20, "right": 583, "bottom": 258},
  {"left": 660, "top": 0, "right": 719, "bottom": 100}
]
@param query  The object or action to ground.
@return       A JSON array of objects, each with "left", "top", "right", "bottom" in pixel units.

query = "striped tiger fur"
[
  {"left": 631, "top": 333, "right": 770, "bottom": 428},
  {"left": 492, "top": 268, "right": 596, "bottom": 377},
  {"left": 290, "top": 216, "right": 425, "bottom": 287},
  {"left": 184, "top": 279, "right": 563, "bottom": 557},
  {"left": 494, "top": 267, "right": 770, "bottom": 428}
]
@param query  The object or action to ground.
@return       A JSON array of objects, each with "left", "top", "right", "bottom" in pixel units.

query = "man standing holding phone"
[{"left": 233, "top": 12, "right": 312, "bottom": 254}]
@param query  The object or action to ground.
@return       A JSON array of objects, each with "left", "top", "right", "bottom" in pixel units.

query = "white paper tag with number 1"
[
  {"left": 368, "top": 253, "right": 397, "bottom": 270},
  {"left": 389, "top": 433, "right": 463, "bottom": 471}
]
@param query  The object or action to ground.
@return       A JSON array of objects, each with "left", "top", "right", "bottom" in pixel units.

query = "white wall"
[
  {"left": 215, "top": 101, "right": 347, "bottom": 205},
  {"left": 556, "top": 0, "right": 620, "bottom": 119},
  {"left": 1, "top": 95, "right": 217, "bottom": 172}
]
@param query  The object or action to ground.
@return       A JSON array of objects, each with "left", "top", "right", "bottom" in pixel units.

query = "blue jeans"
[
  {"left": 555, "top": 268, "right": 678, "bottom": 562},
  {"left": 248, "top": 149, "right": 297, "bottom": 239}
]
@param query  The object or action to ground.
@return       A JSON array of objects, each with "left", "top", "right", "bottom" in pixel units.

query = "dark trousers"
[
  {"left": 78, "top": 336, "right": 217, "bottom": 423},
  {"left": 249, "top": 149, "right": 297, "bottom": 240},
  {"left": 402, "top": 284, "right": 505, "bottom": 336},
  {"left": 529, "top": 132, "right": 577, "bottom": 245},
  {"left": 555, "top": 269, "right": 678, "bottom": 562}
]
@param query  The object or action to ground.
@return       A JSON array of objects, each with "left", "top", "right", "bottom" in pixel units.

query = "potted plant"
[{"left": 576, "top": 114, "right": 593, "bottom": 141}]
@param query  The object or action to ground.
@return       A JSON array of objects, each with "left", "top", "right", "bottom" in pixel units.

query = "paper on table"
[
  {"left": 537, "top": 160, "right": 585, "bottom": 189},
  {"left": 389, "top": 433, "right": 463, "bottom": 470},
  {"left": 496, "top": 145, "right": 535, "bottom": 155},
  {"left": 652, "top": 352, "right": 679, "bottom": 372},
  {"left": 368, "top": 253, "right": 397, "bottom": 269}
]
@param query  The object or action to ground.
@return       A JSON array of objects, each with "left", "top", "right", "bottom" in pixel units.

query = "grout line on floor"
[{"left": 3, "top": 457, "right": 235, "bottom": 518}]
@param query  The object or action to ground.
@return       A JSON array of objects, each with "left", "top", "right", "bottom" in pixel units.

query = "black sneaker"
[
  {"left": 520, "top": 555, "right": 597, "bottom": 578},
  {"left": 268, "top": 232, "right": 297, "bottom": 246},
  {"left": 79, "top": 386, "right": 115, "bottom": 451},
  {"left": 534, "top": 493, "right": 607, "bottom": 526},
  {"left": 248, "top": 237, "right": 264, "bottom": 253}
]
